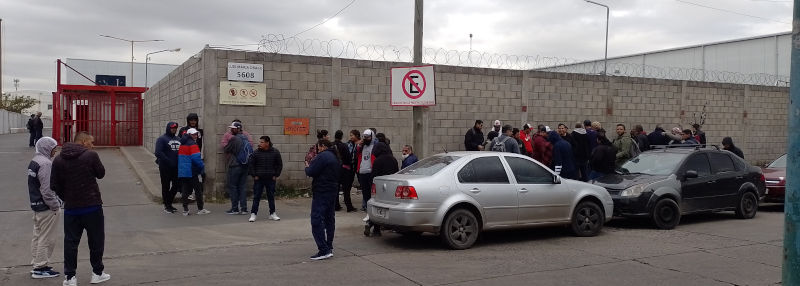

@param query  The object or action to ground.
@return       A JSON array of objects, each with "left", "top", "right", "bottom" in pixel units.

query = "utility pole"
[
  {"left": 784, "top": 1, "right": 800, "bottom": 283},
  {"left": 1, "top": 18, "right": 3, "bottom": 96},
  {"left": 412, "top": 0, "right": 426, "bottom": 158}
]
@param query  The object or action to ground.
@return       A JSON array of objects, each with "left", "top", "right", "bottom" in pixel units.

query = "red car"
[{"left": 761, "top": 154, "right": 786, "bottom": 203}]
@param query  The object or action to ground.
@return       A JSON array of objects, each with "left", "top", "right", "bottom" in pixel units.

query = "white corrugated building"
[{"left": 539, "top": 32, "right": 790, "bottom": 86}]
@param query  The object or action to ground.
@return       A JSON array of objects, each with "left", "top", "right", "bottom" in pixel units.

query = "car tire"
[
  {"left": 570, "top": 201, "right": 604, "bottom": 237},
  {"left": 440, "top": 209, "right": 480, "bottom": 250},
  {"left": 651, "top": 198, "right": 681, "bottom": 229},
  {"left": 735, "top": 191, "right": 758, "bottom": 219}
]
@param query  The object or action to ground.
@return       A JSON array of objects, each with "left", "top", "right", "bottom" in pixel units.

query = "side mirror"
[
  {"left": 684, "top": 170, "right": 698, "bottom": 180},
  {"left": 553, "top": 175, "right": 562, "bottom": 184}
]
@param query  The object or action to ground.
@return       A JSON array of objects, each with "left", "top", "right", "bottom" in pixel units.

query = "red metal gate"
[{"left": 53, "top": 59, "right": 146, "bottom": 146}]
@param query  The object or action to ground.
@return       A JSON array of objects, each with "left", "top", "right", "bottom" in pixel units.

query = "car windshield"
[
  {"left": 397, "top": 155, "right": 461, "bottom": 176},
  {"left": 768, "top": 154, "right": 787, "bottom": 168},
  {"left": 619, "top": 152, "right": 687, "bottom": 176}
]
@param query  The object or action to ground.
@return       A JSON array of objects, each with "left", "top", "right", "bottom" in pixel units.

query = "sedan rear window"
[
  {"left": 398, "top": 155, "right": 461, "bottom": 176},
  {"left": 768, "top": 154, "right": 787, "bottom": 168}
]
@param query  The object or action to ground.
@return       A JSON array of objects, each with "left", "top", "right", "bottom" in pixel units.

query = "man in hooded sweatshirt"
[
  {"left": 571, "top": 123, "right": 591, "bottom": 181},
  {"left": 178, "top": 113, "right": 204, "bottom": 151},
  {"left": 548, "top": 131, "right": 578, "bottom": 180},
  {"left": 356, "top": 129, "right": 378, "bottom": 212},
  {"left": 51, "top": 132, "right": 110, "bottom": 285},
  {"left": 305, "top": 139, "right": 340, "bottom": 260},
  {"left": 27, "top": 137, "right": 61, "bottom": 279},
  {"left": 154, "top": 122, "right": 181, "bottom": 213},
  {"left": 722, "top": 137, "right": 744, "bottom": 159},
  {"left": 364, "top": 142, "right": 399, "bottom": 236},
  {"left": 178, "top": 128, "right": 209, "bottom": 216}
]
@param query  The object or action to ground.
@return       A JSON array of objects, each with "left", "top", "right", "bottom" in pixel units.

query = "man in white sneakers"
[{"left": 27, "top": 137, "right": 61, "bottom": 279}]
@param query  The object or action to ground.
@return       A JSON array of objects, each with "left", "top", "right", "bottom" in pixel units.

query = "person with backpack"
[
  {"left": 464, "top": 120, "right": 484, "bottom": 151},
  {"left": 612, "top": 124, "right": 635, "bottom": 168},
  {"left": 489, "top": 125, "right": 520, "bottom": 154},
  {"left": 178, "top": 129, "right": 209, "bottom": 216},
  {"left": 248, "top": 136, "right": 282, "bottom": 222},
  {"left": 224, "top": 122, "right": 253, "bottom": 215}
]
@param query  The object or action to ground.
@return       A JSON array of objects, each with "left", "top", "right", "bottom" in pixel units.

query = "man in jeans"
[
  {"left": 224, "top": 122, "right": 250, "bottom": 215},
  {"left": 248, "top": 136, "right": 283, "bottom": 222},
  {"left": 27, "top": 137, "right": 61, "bottom": 279},
  {"left": 51, "top": 132, "right": 110, "bottom": 285}
]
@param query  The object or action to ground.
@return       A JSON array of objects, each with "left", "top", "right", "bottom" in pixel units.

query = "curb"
[{"left": 119, "top": 146, "right": 161, "bottom": 202}]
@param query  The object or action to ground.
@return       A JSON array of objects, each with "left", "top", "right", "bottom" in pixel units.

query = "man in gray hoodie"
[{"left": 27, "top": 137, "right": 61, "bottom": 279}]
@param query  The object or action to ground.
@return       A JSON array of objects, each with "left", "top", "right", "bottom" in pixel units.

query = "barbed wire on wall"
[{"left": 257, "top": 34, "right": 789, "bottom": 87}]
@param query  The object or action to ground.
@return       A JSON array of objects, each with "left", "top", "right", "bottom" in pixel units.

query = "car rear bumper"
[
  {"left": 764, "top": 185, "right": 785, "bottom": 202},
  {"left": 367, "top": 200, "right": 439, "bottom": 233},
  {"left": 610, "top": 192, "right": 654, "bottom": 217}
]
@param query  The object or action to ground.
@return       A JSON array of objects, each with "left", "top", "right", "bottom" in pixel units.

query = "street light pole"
[
  {"left": 145, "top": 48, "right": 180, "bottom": 87},
  {"left": 585, "top": 0, "right": 609, "bottom": 75},
  {"left": 99, "top": 35, "right": 163, "bottom": 86}
]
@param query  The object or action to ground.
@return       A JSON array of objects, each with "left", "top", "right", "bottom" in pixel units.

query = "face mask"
[
  {"left": 363, "top": 138, "right": 372, "bottom": 145},
  {"left": 402, "top": 154, "right": 409, "bottom": 159}
]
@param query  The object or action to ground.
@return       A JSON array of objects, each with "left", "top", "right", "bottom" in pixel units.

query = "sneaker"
[
  {"left": 269, "top": 213, "right": 280, "bottom": 221},
  {"left": 31, "top": 268, "right": 60, "bottom": 279},
  {"left": 225, "top": 209, "right": 240, "bottom": 215},
  {"left": 240, "top": 209, "right": 248, "bottom": 215},
  {"left": 187, "top": 194, "right": 195, "bottom": 201},
  {"left": 249, "top": 213, "right": 257, "bottom": 222},
  {"left": 164, "top": 208, "right": 176, "bottom": 214},
  {"left": 90, "top": 272, "right": 111, "bottom": 284},
  {"left": 63, "top": 276, "right": 77, "bottom": 286},
  {"left": 309, "top": 251, "right": 333, "bottom": 260},
  {"left": 182, "top": 210, "right": 190, "bottom": 216},
  {"left": 196, "top": 209, "right": 211, "bottom": 215},
  {"left": 346, "top": 207, "right": 358, "bottom": 212}
]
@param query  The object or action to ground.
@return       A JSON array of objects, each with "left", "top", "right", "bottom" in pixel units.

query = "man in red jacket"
[
  {"left": 532, "top": 125, "right": 553, "bottom": 168},
  {"left": 51, "top": 132, "right": 110, "bottom": 285}
]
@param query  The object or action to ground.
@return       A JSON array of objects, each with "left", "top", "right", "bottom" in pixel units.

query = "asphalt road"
[{"left": 0, "top": 133, "right": 784, "bottom": 285}]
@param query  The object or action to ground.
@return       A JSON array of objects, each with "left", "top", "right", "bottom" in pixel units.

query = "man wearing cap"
[
  {"left": 486, "top": 120, "right": 502, "bottom": 142},
  {"left": 154, "top": 122, "right": 181, "bottom": 213},
  {"left": 520, "top": 124, "right": 534, "bottom": 156},
  {"left": 355, "top": 129, "right": 381, "bottom": 212},
  {"left": 532, "top": 125, "right": 553, "bottom": 167},
  {"left": 224, "top": 122, "right": 251, "bottom": 215},
  {"left": 178, "top": 128, "right": 209, "bottom": 216}
]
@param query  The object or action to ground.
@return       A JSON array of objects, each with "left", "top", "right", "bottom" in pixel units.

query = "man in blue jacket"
[
  {"left": 548, "top": 131, "right": 578, "bottom": 180},
  {"left": 305, "top": 139, "right": 340, "bottom": 260},
  {"left": 154, "top": 122, "right": 181, "bottom": 213}
]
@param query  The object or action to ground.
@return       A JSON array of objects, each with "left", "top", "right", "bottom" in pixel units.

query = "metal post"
[
  {"left": 130, "top": 42, "right": 134, "bottom": 86},
  {"left": 145, "top": 56, "right": 149, "bottom": 88},
  {"left": 1, "top": 18, "right": 3, "bottom": 95},
  {"left": 585, "top": 1, "right": 609, "bottom": 75},
  {"left": 412, "top": 0, "right": 425, "bottom": 158},
  {"left": 784, "top": 1, "right": 800, "bottom": 283}
]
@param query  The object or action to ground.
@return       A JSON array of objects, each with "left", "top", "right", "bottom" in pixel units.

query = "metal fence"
[{"left": 249, "top": 34, "right": 789, "bottom": 87}]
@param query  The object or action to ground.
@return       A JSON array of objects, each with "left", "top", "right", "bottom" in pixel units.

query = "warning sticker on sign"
[
  {"left": 219, "top": 81, "right": 267, "bottom": 106},
  {"left": 391, "top": 65, "right": 435, "bottom": 106}
]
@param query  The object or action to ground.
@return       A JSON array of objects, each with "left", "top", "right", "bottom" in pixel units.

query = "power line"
[
  {"left": 292, "top": 0, "right": 358, "bottom": 38},
  {"left": 674, "top": 0, "right": 790, "bottom": 24}
]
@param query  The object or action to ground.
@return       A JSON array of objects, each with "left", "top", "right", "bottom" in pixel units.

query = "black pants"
[
  {"left": 337, "top": 168, "right": 355, "bottom": 210},
  {"left": 64, "top": 208, "right": 104, "bottom": 277},
  {"left": 29, "top": 131, "right": 35, "bottom": 147},
  {"left": 180, "top": 176, "right": 204, "bottom": 211},
  {"left": 159, "top": 166, "right": 179, "bottom": 208},
  {"left": 357, "top": 172, "right": 374, "bottom": 210}
]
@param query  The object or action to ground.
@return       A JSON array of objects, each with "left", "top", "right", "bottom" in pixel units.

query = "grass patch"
[{"left": 276, "top": 184, "right": 311, "bottom": 199}]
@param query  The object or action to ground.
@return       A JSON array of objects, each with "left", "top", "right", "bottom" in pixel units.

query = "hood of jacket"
[
  {"left": 372, "top": 142, "right": 391, "bottom": 158},
  {"left": 722, "top": 137, "right": 734, "bottom": 147},
  {"left": 186, "top": 113, "right": 199, "bottom": 127},
  {"left": 165, "top": 121, "right": 179, "bottom": 137},
  {"left": 572, "top": 128, "right": 586, "bottom": 135},
  {"left": 547, "top": 131, "right": 561, "bottom": 143},
  {"left": 60, "top": 142, "right": 88, "bottom": 160},
  {"left": 35, "top": 137, "right": 58, "bottom": 158}
]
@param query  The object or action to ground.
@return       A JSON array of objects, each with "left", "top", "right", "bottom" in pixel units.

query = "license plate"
[
  {"left": 765, "top": 189, "right": 769, "bottom": 195},
  {"left": 374, "top": 207, "right": 387, "bottom": 218}
]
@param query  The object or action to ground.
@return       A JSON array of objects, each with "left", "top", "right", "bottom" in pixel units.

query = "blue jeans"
[
  {"left": 227, "top": 165, "right": 248, "bottom": 211},
  {"left": 252, "top": 177, "right": 276, "bottom": 215},
  {"left": 310, "top": 190, "right": 336, "bottom": 253}
]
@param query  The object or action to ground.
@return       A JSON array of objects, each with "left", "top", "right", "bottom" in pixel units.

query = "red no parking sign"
[{"left": 391, "top": 65, "right": 435, "bottom": 106}]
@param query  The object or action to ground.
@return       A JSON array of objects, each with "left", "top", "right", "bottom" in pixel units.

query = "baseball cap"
[
  {"left": 169, "top": 122, "right": 178, "bottom": 129},
  {"left": 493, "top": 120, "right": 502, "bottom": 126},
  {"left": 187, "top": 128, "right": 199, "bottom": 135},
  {"left": 545, "top": 126, "right": 552, "bottom": 132},
  {"left": 362, "top": 129, "right": 374, "bottom": 137},
  {"left": 228, "top": 122, "right": 242, "bottom": 129}
]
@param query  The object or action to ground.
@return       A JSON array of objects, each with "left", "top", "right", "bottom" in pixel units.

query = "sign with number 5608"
[{"left": 228, "top": 62, "right": 263, "bottom": 82}]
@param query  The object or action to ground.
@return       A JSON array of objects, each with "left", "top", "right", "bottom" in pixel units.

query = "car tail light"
[
  {"left": 760, "top": 174, "right": 766, "bottom": 183},
  {"left": 371, "top": 183, "right": 376, "bottom": 196},
  {"left": 395, "top": 186, "right": 419, "bottom": 200}
]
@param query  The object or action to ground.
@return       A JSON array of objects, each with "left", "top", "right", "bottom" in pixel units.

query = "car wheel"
[
  {"left": 651, "top": 198, "right": 681, "bottom": 229},
  {"left": 570, "top": 201, "right": 604, "bottom": 237},
  {"left": 440, "top": 209, "right": 480, "bottom": 250},
  {"left": 735, "top": 191, "right": 758, "bottom": 219}
]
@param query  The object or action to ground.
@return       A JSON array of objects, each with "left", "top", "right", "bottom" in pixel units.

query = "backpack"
[
  {"left": 629, "top": 138, "right": 642, "bottom": 158},
  {"left": 491, "top": 137, "right": 510, "bottom": 152},
  {"left": 235, "top": 135, "right": 254, "bottom": 165}
]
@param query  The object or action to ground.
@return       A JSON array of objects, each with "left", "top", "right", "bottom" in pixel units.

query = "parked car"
[
  {"left": 367, "top": 152, "right": 613, "bottom": 250},
  {"left": 592, "top": 146, "right": 766, "bottom": 229},
  {"left": 762, "top": 154, "right": 786, "bottom": 203}
]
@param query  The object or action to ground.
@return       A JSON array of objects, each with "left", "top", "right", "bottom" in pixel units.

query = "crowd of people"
[{"left": 466, "top": 119, "right": 742, "bottom": 181}]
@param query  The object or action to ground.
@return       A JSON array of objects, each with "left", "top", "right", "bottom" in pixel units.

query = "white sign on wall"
[
  {"left": 227, "top": 62, "right": 264, "bottom": 82},
  {"left": 219, "top": 81, "right": 267, "bottom": 106},
  {"left": 390, "top": 65, "right": 436, "bottom": 106}
]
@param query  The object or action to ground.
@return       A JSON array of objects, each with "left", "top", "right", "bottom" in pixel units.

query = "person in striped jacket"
[{"left": 178, "top": 128, "right": 209, "bottom": 216}]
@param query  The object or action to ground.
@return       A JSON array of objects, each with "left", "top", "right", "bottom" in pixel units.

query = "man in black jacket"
[
  {"left": 333, "top": 130, "right": 356, "bottom": 212},
  {"left": 248, "top": 136, "right": 283, "bottom": 222},
  {"left": 178, "top": 113, "right": 204, "bottom": 151},
  {"left": 571, "top": 123, "right": 591, "bottom": 181},
  {"left": 51, "top": 131, "right": 110, "bottom": 285},
  {"left": 364, "top": 142, "right": 398, "bottom": 236},
  {"left": 305, "top": 139, "right": 340, "bottom": 260},
  {"left": 154, "top": 122, "right": 181, "bottom": 213},
  {"left": 464, "top": 120, "right": 484, "bottom": 151}
]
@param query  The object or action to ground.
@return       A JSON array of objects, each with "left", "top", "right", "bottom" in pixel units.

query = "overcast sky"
[{"left": 0, "top": 0, "right": 792, "bottom": 92}]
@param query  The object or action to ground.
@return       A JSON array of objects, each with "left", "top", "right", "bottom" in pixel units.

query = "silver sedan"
[{"left": 367, "top": 151, "right": 613, "bottom": 249}]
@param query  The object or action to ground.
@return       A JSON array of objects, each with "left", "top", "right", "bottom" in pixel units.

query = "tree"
[{"left": 0, "top": 93, "right": 39, "bottom": 114}]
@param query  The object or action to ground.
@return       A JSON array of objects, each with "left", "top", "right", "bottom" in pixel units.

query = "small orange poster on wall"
[{"left": 284, "top": 118, "right": 310, "bottom": 135}]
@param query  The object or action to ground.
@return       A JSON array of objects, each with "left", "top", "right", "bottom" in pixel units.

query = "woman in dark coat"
[{"left": 364, "top": 142, "right": 397, "bottom": 236}]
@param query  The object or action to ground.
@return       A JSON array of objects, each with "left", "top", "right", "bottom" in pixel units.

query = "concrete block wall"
[
  {"left": 143, "top": 48, "right": 789, "bottom": 197},
  {"left": 0, "top": 109, "right": 32, "bottom": 134}
]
